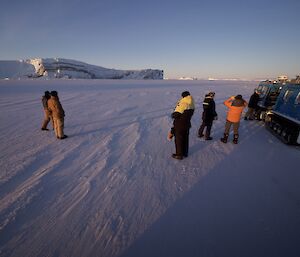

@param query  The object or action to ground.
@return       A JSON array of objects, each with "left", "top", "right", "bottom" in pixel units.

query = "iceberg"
[{"left": 0, "top": 58, "right": 164, "bottom": 80}]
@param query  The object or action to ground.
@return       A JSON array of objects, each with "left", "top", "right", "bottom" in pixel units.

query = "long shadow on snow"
[{"left": 120, "top": 127, "right": 300, "bottom": 257}]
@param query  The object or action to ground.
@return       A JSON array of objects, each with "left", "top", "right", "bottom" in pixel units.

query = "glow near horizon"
[{"left": 0, "top": 0, "right": 299, "bottom": 79}]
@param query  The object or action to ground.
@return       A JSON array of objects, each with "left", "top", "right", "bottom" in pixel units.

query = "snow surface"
[{"left": 0, "top": 79, "right": 299, "bottom": 257}]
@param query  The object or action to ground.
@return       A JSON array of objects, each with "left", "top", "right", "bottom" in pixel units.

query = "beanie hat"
[
  {"left": 235, "top": 94, "right": 242, "bottom": 100},
  {"left": 181, "top": 91, "right": 190, "bottom": 98},
  {"left": 51, "top": 91, "right": 58, "bottom": 97},
  {"left": 44, "top": 91, "right": 51, "bottom": 99}
]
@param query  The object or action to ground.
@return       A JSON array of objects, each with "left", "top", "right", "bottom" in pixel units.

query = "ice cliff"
[{"left": 0, "top": 58, "right": 164, "bottom": 80}]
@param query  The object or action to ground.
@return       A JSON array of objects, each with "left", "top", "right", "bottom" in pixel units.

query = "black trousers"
[
  {"left": 174, "top": 129, "right": 189, "bottom": 157},
  {"left": 198, "top": 120, "right": 213, "bottom": 137}
]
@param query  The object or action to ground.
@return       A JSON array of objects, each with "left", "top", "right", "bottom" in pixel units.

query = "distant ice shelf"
[{"left": 0, "top": 58, "right": 164, "bottom": 80}]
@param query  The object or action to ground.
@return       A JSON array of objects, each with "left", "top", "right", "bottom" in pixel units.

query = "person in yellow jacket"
[
  {"left": 169, "top": 91, "right": 195, "bottom": 159},
  {"left": 47, "top": 91, "right": 68, "bottom": 140},
  {"left": 220, "top": 95, "right": 247, "bottom": 144}
]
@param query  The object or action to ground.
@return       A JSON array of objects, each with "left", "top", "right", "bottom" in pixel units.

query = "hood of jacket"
[
  {"left": 174, "top": 95, "right": 195, "bottom": 114},
  {"left": 231, "top": 98, "right": 245, "bottom": 107}
]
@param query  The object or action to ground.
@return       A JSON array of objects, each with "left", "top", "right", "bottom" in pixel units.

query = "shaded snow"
[{"left": 0, "top": 79, "right": 299, "bottom": 257}]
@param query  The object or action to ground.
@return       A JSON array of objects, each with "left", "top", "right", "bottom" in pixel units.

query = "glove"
[{"left": 167, "top": 131, "right": 174, "bottom": 141}]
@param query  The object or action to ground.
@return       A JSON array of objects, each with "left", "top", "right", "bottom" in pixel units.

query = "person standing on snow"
[
  {"left": 169, "top": 91, "right": 195, "bottom": 160},
  {"left": 41, "top": 91, "right": 53, "bottom": 131},
  {"left": 47, "top": 91, "right": 68, "bottom": 140},
  {"left": 198, "top": 91, "right": 218, "bottom": 140},
  {"left": 220, "top": 95, "right": 247, "bottom": 144},
  {"left": 244, "top": 89, "right": 260, "bottom": 120}
]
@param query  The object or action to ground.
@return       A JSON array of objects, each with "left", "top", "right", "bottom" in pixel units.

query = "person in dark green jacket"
[{"left": 41, "top": 91, "right": 53, "bottom": 131}]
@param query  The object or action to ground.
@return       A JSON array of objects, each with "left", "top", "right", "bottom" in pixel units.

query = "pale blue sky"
[{"left": 1, "top": 0, "right": 299, "bottom": 79}]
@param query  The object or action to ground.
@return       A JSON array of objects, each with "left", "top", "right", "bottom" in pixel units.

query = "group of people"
[
  {"left": 40, "top": 89, "right": 260, "bottom": 154},
  {"left": 41, "top": 91, "right": 68, "bottom": 140},
  {"left": 169, "top": 89, "right": 260, "bottom": 160}
]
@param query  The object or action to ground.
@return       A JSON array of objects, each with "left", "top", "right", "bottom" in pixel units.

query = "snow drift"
[{"left": 0, "top": 58, "right": 164, "bottom": 80}]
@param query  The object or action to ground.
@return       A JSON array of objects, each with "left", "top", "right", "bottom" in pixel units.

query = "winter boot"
[
  {"left": 198, "top": 125, "right": 205, "bottom": 138},
  {"left": 233, "top": 134, "right": 239, "bottom": 144},
  {"left": 172, "top": 154, "right": 183, "bottom": 160},
  {"left": 58, "top": 135, "right": 68, "bottom": 140},
  {"left": 205, "top": 131, "right": 212, "bottom": 140},
  {"left": 220, "top": 133, "right": 229, "bottom": 143}
]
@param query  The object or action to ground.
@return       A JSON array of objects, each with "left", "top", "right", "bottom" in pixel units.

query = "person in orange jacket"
[{"left": 220, "top": 95, "right": 247, "bottom": 144}]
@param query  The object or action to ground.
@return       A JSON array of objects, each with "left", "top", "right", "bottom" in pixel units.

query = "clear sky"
[{"left": 1, "top": 0, "right": 299, "bottom": 79}]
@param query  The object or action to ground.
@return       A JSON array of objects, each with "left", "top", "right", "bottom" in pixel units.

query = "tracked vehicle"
[{"left": 265, "top": 77, "right": 300, "bottom": 145}]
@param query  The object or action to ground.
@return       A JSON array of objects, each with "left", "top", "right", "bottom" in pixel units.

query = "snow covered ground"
[{"left": 0, "top": 79, "right": 299, "bottom": 257}]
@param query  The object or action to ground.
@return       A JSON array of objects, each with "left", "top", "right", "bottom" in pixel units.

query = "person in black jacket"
[
  {"left": 170, "top": 91, "right": 195, "bottom": 160},
  {"left": 198, "top": 92, "right": 218, "bottom": 140},
  {"left": 244, "top": 89, "right": 260, "bottom": 120}
]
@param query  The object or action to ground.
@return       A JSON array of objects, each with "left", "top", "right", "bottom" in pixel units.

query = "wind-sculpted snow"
[
  {"left": 0, "top": 58, "right": 163, "bottom": 80},
  {"left": 0, "top": 80, "right": 299, "bottom": 257}
]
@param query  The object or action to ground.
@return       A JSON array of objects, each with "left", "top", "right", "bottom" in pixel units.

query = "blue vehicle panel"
[
  {"left": 266, "top": 82, "right": 300, "bottom": 145},
  {"left": 273, "top": 84, "right": 300, "bottom": 124}
]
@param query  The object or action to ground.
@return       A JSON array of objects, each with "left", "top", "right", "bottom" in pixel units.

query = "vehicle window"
[
  {"left": 295, "top": 92, "right": 300, "bottom": 105},
  {"left": 283, "top": 90, "right": 294, "bottom": 103},
  {"left": 263, "top": 86, "right": 268, "bottom": 93},
  {"left": 258, "top": 86, "right": 268, "bottom": 97}
]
